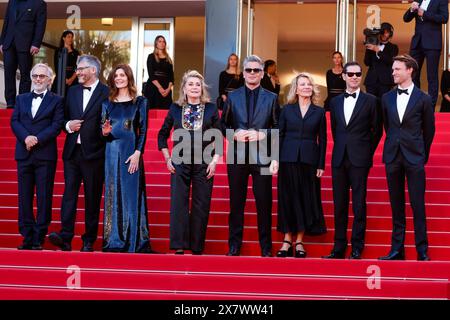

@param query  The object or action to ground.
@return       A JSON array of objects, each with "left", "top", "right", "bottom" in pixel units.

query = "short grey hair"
[
  {"left": 77, "top": 54, "right": 101, "bottom": 78},
  {"left": 30, "top": 63, "right": 54, "bottom": 90},
  {"left": 243, "top": 55, "right": 264, "bottom": 70}
]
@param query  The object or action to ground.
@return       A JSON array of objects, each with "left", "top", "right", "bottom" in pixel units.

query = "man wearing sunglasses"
[
  {"left": 323, "top": 61, "right": 382, "bottom": 260},
  {"left": 11, "top": 63, "right": 64, "bottom": 250},
  {"left": 221, "top": 55, "right": 279, "bottom": 257}
]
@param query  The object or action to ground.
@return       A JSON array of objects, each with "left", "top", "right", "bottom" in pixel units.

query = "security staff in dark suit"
[
  {"left": 364, "top": 22, "right": 399, "bottom": 100},
  {"left": 0, "top": 0, "right": 47, "bottom": 108},
  {"left": 10, "top": 63, "right": 63, "bottom": 250},
  {"left": 379, "top": 55, "right": 435, "bottom": 261},
  {"left": 221, "top": 55, "right": 279, "bottom": 257},
  {"left": 48, "top": 55, "right": 109, "bottom": 252},
  {"left": 323, "top": 61, "right": 382, "bottom": 260},
  {"left": 404, "top": 0, "right": 449, "bottom": 109}
]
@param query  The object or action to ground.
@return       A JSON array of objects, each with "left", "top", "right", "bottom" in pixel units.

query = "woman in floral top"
[{"left": 158, "top": 70, "right": 222, "bottom": 255}]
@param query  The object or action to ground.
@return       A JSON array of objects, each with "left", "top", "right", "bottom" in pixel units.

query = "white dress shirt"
[
  {"left": 343, "top": 88, "right": 360, "bottom": 125},
  {"left": 396, "top": 83, "right": 415, "bottom": 123},
  {"left": 31, "top": 90, "right": 47, "bottom": 118},
  {"left": 420, "top": 0, "right": 431, "bottom": 11},
  {"left": 66, "top": 80, "right": 100, "bottom": 144}
]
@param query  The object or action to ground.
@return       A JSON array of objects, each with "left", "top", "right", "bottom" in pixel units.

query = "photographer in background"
[{"left": 363, "top": 22, "right": 399, "bottom": 100}]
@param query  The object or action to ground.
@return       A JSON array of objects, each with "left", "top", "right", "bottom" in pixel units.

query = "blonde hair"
[
  {"left": 176, "top": 70, "right": 211, "bottom": 106},
  {"left": 286, "top": 72, "right": 320, "bottom": 105},
  {"left": 153, "top": 35, "right": 173, "bottom": 65}
]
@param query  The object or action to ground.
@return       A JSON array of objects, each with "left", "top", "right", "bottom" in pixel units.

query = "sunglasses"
[
  {"left": 31, "top": 74, "right": 48, "bottom": 80},
  {"left": 244, "top": 68, "right": 262, "bottom": 74},
  {"left": 344, "top": 72, "right": 362, "bottom": 78}
]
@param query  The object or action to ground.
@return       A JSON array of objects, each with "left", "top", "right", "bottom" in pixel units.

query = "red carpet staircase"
[{"left": 0, "top": 109, "right": 449, "bottom": 299}]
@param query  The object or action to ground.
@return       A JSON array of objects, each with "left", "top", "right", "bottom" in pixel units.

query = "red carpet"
[{"left": 0, "top": 109, "right": 449, "bottom": 299}]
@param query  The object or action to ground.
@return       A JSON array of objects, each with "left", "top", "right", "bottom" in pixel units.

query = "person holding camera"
[
  {"left": 364, "top": 22, "right": 399, "bottom": 100},
  {"left": 404, "top": 0, "right": 449, "bottom": 109}
]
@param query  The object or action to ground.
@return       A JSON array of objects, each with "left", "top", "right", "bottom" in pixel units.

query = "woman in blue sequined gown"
[{"left": 101, "top": 64, "right": 151, "bottom": 253}]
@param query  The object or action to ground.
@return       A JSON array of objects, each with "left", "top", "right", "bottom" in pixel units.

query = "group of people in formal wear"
[{"left": 3, "top": 0, "right": 443, "bottom": 261}]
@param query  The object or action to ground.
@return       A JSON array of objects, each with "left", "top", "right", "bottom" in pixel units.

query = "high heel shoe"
[
  {"left": 295, "top": 242, "right": 307, "bottom": 258},
  {"left": 276, "top": 240, "right": 293, "bottom": 257}
]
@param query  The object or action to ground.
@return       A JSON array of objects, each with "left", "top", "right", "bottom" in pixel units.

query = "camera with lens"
[{"left": 363, "top": 28, "right": 382, "bottom": 46}]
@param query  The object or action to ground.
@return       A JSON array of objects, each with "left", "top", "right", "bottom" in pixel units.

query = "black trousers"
[
  {"left": 17, "top": 157, "right": 56, "bottom": 246},
  {"left": 385, "top": 151, "right": 428, "bottom": 254},
  {"left": 227, "top": 164, "right": 273, "bottom": 253},
  {"left": 410, "top": 47, "right": 441, "bottom": 108},
  {"left": 170, "top": 164, "right": 213, "bottom": 252},
  {"left": 332, "top": 154, "right": 370, "bottom": 253},
  {"left": 3, "top": 43, "right": 32, "bottom": 107},
  {"left": 60, "top": 145, "right": 104, "bottom": 244}
]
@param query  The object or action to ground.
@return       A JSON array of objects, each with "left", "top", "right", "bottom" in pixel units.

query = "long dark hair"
[
  {"left": 332, "top": 51, "right": 344, "bottom": 68},
  {"left": 107, "top": 64, "right": 138, "bottom": 103},
  {"left": 59, "top": 30, "right": 74, "bottom": 50}
]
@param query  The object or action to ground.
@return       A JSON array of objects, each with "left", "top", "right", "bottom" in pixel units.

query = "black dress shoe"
[
  {"left": 276, "top": 240, "right": 293, "bottom": 257},
  {"left": 322, "top": 250, "right": 345, "bottom": 259},
  {"left": 17, "top": 243, "right": 33, "bottom": 250},
  {"left": 349, "top": 249, "right": 362, "bottom": 259},
  {"left": 378, "top": 250, "right": 405, "bottom": 260},
  {"left": 175, "top": 249, "right": 184, "bottom": 255},
  {"left": 417, "top": 253, "right": 430, "bottom": 261},
  {"left": 80, "top": 242, "right": 94, "bottom": 252},
  {"left": 48, "top": 232, "right": 72, "bottom": 251},
  {"left": 31, "top": 244, "right": 43, "bottom": 250},
  {"left": 226, "top": 247, "right": 240, "bottom": 256},
  {"left": 261, "top": 250, "right": 272, "bottom": 257},
  {"left": 192, "top": 250, "right": 202, "bottom": 255},
  {"left": 294, "top": 242, "right": 307, "bottom": 258}
]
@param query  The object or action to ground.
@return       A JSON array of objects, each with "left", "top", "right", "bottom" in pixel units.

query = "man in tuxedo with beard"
[
  {"left": 379, "top": 54, "right": 435, "bottom": 261},
  {"left": 11, "top": 63, "right": 63, "bottom": 250}
]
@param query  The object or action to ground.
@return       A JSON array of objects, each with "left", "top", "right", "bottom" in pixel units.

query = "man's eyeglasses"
[
  {"left": 76, "top": 66, "right": 92, "bottom": 72},
  {"left": 31, "top": 74, "right": 48, "bottom": 80},
  {"left": 244, "top": 68, "right": 263, "bottom": 74},
  {"left": 344, "top": 72, "right": 362, "bottom": 78}
]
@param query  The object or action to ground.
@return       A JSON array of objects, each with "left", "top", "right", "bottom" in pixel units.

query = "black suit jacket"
[
  {"left": 381, "top": 86, "right": 435, "bottom": 165},
  {"left": 279, "top": 103, "right": 326, "bottom": 169},
  {"left": 221, "top": 86, "right": 279, "bottom": 165},
  {"left": 62, "top": 83, "right": 109, "bottom": 161},
  {"left": 403, "top": 0, "right": 449, "bottom": 51},
  {"left": 0, "top": 0, "right": 47, "bottom": 52},
  {"left": 11, "top": 91, "right": 64, "bottom": 161},
  {"left": 364, "top": 42, "right": 399, "bottom": 87},
  {"left": 330, "top": 91, "right": 382, "bottom": 168}
]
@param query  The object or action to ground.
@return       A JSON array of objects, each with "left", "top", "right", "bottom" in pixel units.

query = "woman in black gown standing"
[
  {"left": 145, "top": 35, "right": 174, "bottom": 109},
  {"left": 101, "top": 64, "right": 151, "bottom": 253},
  {"left": 324, "top": 51, "right": 346, "bottom": 112},
  {"left": 217, "top": 53, "right": 243, "bottom": 110},
  {"left": 276, "top": 72, "right": 327, "bottom": 258},
  {"left": 52, "top": 30, "right": 80, "bottom": 95},
  {"left": 440, "top": 59, "right": 450, "bottom": 112}
]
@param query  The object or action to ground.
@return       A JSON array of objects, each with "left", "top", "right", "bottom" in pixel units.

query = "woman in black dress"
[
  {"left": 440, "top": 64, "right": 450, "bottom": 112},
  {"left": 324, "top": 51, "right": 346, "bottom": 111},
  {"left": 277, "top": 72, "right": 327, "bottom": 258},
  {"left": 145, "top": 35, "right": 174, "bottom": 109},
  {"left": 217, "top": 53, "right": 243, "bottom": 110},
  {"left": 158, "top": 70, "right": 222, "bottom": 255},
  {"left": 52, "top": 30, "right": 80, "bottom": 95}
]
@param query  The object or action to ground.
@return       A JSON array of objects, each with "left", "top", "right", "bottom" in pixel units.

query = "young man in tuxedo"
[
  {"left": 0, "top": 0, "right": 47, "bottom": 108},
  {"left": 11, "top": 63, "right": 64, "bottom": 250},
  {"left": 404, "top": 0, "right": 449, "bottom": 109},
  {"left": 221, "top": 55, "right": 279, "bottom": 257},
  {"left": 364, "top": 22, "right": 399, "bottom": 100},
  {"left": 379, "top": 54, "right": 435, "bottom": 261},
  {"left": 323, "top": 61, "right": 382, "bottom": 259},
  {"left": 48, "top": 55, "right": 109, "bottom": 252}
]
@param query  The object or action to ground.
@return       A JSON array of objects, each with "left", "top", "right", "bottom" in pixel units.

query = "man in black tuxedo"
[
  {"left": 323, "top": 61, "right": 382, "bottom": 259},
  {"left": 379, "top": 55, "right": 435, "bottom": 261},
  {"left": 221, "top": 55, "right": 279, "bottom": 257},
  {"left": 364, "top": 22, "right": 399, "bottom": 100},
  {"left": 0, "top": 0, "right": 47, "bottom": 108},
  {"left": 10, "top": 63, "right": 64, "bottom": 250},
  {"left": 48, "top": 55, "right": 109, "bottom": 252},
  {"left": 404, "top": 0, "right": 448, "bottom": 109}
]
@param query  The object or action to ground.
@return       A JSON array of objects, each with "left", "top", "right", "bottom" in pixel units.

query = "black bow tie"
[
  {"left": 32, "top": 92, "right": 44, "bottom": 99},
  {"left": 344, "top": 92, "right": 356, "bottom": 99},
  {"left": 83, "top": 86, "right": 92, "bottom": 91},
  {"left": 397, "top": 88, "right": 409, "bottom": 95}
]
